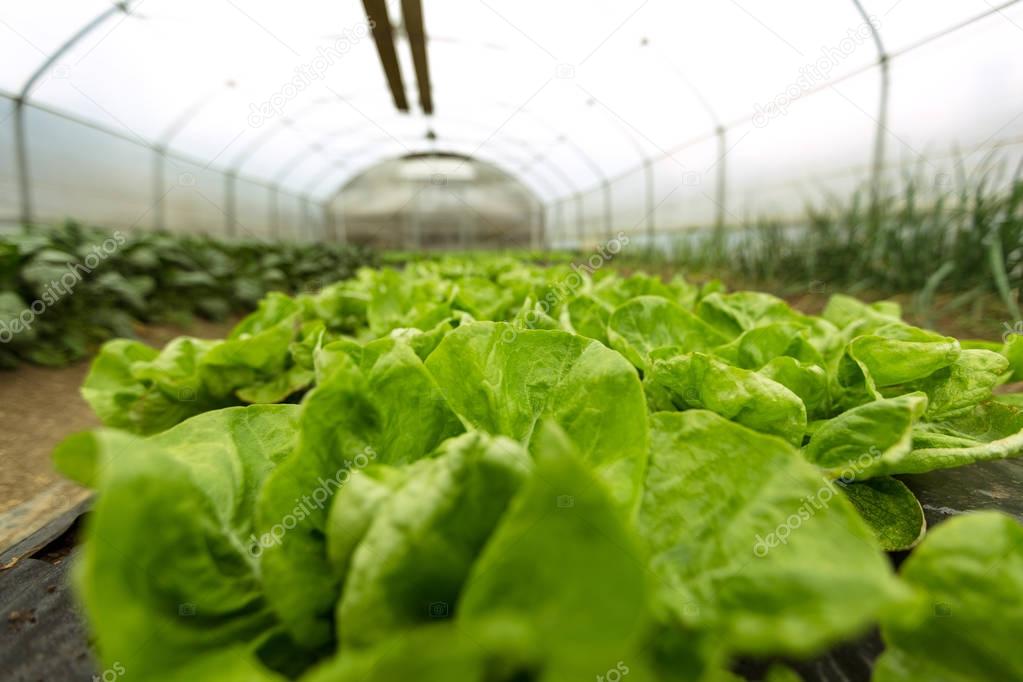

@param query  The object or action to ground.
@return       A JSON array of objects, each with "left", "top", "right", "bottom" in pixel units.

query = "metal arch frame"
[
  {"left": 497, "top": 108, "right": 612, "bottom": 241},
  {"left": 263, "top": 113, "right": 582, "bottom": 204},
  {"left": 340, "top": 133, "right": 574, "bottom": 244},
  {"left": 304, "top": 131, "right": 567, "bottom": 246},
  {"left": 850, "top": 0, "right": 889, "bottom": 209},
  {"left": 227, "top": 94, "right": 601, "bottom": 201},
  {"left": 320, "top": 146, "right": 552, "bottom": 247},
  {"left": 220, "top": 85, "right": 624, "bottom": 187},
  {"left": 565, "top": 0, "right": 992, "bottom": 241},
  {"left": 303, "top": 131, "right": 573, "bottom": 200},
  {"left": 583, "top": 95, "right": 655, "bottom": 247},
  {"left": 8, "top": 1, "right": 297, "bottom": 240},
  {"left": 10, "top": 0, "right": 1020, "bottom": 244},
  {"left": 418, "top": 115, "right": 582, "bottom": 196},
  {"left": 319, "top": 135, "right": 564, "bottom": 206},
  {"left": 282, "top": 95, "right": 612, "bottom": 243},
  {"left": 14, "top": 2, "right": 133, "bottom": 227},
  {"left": 155, "top": 80, "right": 240, "bottom": 232},
  {"left": 643, "top": 39, "right": 729, "bottom": 231},
  {"left": 224, "top": 91, "right": 390, "bottom": 173},
  {"left": 215, "top": 93, "right": 575, "bottom": 233}
]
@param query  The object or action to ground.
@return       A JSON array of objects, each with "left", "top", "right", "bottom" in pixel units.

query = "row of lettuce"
[
  {"left": 57, "top": 256, "right": 1023, "bottom": 681},
  {"left": 0, "top": 222, "right": 375, "bottom": 368}
]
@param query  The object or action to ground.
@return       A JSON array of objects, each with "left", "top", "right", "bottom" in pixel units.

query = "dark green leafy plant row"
[
  {"left": 0, "top": 221, "right": 375, "bottom": 368},
  {"left": 57, "top": 256, "right": 1023, "bottom": 681}
]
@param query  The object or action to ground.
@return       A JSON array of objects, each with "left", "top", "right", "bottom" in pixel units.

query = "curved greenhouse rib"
[
  {"left": 154, "top": 81, "right": 240, "bottom": 231},
  {"left": 849, "top": 0, "right": 888, "bottom": 208},
  {"left": 320, "top": 146, "right": 549, "bottom": 246},
  {"left": 558, "top": 0, "right": 1023, "bottom": 235},
  {"left": 304, "top": 131, "right": 571, "bottom": 202},
  {"left": 257, "top": 105, "right": 582, "bottom": 202},
  {"left": 644, "top": 39, "right": 728, "bottom": 230},
  {"left": 224, "top": 89, "right": 612, "bottom": 195},
  {"left": 14, "top": 2, "right": 134, "bottom": 227}
]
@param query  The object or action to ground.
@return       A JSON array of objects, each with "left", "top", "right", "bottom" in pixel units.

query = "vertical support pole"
[
  {"left": 528, "top": 200, "right": 540, "bottom": 250},
  {"left": 153, "top": 147, "right": 166, "bottom": 231},
  {"left": 458, "top": 186, "right": 469, "bottom": 250},
  {"left": 299, "top": 196, "right": 310, "bottom": 243},
  {"left": 560, "top": 198, "right": 568, "bottom": 249},
  {"left": 872, "top": 54, "right": 890, "bottom": 210},
  {"left": 224, "top": 172, "right": 237, "bottom": 239},
  {"left": 575, "top": 193, "right": 584, "bottom": 249},
  {"left": 644, "top": 158, "right": 655, "bottom": 252},
  {"left": 268, "top": 186, "right": 279, "bottom": 241},
  {"left": 850, "top": 1, "right": 888, "bottom": 210},
  {"left": 539, "top": 203, "right": 547, "bottom": 251},
  {"left": 335, "top": 194, "right": 347, "bottom": 244},
  {"left": 322, "top": 203, "right": 334, "bottom": 242},
  {"left": 413, "top": 188, "right": 423, "bottom": 250},
  {"left": 714, "top": 125, "right": 728, "bottom": 230},
  {"left": 13, "top": 101, "right": 33, "bottom": 227},
  {"left": 603, "top": 180, "right": 613, "bottom": 239}
]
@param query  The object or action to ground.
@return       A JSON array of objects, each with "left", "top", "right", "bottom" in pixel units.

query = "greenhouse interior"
[{"left": 1, "top": 1, "right": 1022, "bottom": 681}]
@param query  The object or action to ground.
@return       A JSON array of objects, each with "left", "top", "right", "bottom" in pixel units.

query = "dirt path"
[{"left": 0, "top": 318, "right": 236, "bottom": 550}]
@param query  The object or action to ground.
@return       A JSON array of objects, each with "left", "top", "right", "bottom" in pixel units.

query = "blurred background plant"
[
  {"left": 0, "top": 221, "right": 376, "bottom": 368},
  {"left": 618, "top": 162, "right": 1022, "bottom": 334}
]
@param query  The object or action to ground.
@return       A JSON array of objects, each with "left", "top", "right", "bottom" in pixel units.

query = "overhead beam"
[
  {"left": 400, "top": 0, "right": 433, "bottom": 114},
  {"left": 362, "top": 0, "right": 409, "bottom": 112}
]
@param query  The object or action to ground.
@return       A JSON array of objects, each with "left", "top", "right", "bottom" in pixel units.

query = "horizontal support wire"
[
  {"left": 5, "top": 0, "right": 1021, "bottom": 238},
  {"left": 560, "top": 0, "right": 1023, "bottom": 207}
]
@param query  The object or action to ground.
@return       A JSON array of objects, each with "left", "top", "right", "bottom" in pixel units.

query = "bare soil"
[{"left": 0, "top": 318, "right": 236, "bottom": 550}]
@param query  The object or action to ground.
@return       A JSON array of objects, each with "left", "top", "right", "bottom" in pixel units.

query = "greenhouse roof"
[{"left": 2, "top": 0, "right": 1022, "bottom": 215}]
